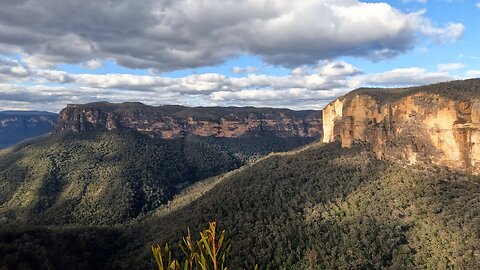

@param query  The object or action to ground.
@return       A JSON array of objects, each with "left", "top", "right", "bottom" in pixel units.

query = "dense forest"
[
  {"left": 0, "top": 129, "right": 315, "bottom": 226},
  {"left": 1, "top": 142, "right": 478, "bottom": 269}
]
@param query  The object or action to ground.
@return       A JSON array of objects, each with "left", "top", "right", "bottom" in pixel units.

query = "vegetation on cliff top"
[
  {"left": 343, "top": 78, "right": 480, "bottom": 104},
  {"left": 62, "top": 102, "right": 321, "bottom": 122}
]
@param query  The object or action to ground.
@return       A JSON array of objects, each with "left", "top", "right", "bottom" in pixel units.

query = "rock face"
[
  {"left": 0, "top": 111, "right": 57, "bottom": 149},
  {"left": 57, "top": 102, "right": 322, "bottom": 139},
  {"left": 322, "top": 79, "right": 480, "bottom": 173}
]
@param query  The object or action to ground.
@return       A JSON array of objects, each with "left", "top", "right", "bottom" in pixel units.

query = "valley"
[
  {"left": 0, "top": 111, "right": 57, "bottom": 149},
  {"left": 1, "top": 1, "right": 478, "bottom": 269},
  {"left": 1, "top": 80, "right": 480, "bottom": 270}
]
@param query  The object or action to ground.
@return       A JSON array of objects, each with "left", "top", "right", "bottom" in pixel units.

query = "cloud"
[
  {"left": 477, "top": 2, "right": 480, "bottom": 8},
  {"left": 0, "top": 83, "right": 188, "bottom": 112},
  {"left": 0, "top": 0, "right": 464, "bottom": 71},
  {"left": 315, "top": 61, "right": 362, "bottom": 77},
  {"left": 0, "top": 60, "right": 358, "bottom": 110},
  {"left": 466, "top": 70, "right": 480, "bottom": 77},
  {"left": 210, "top": 88, "right": 343, "bottom": 103},
  {"left": 419, "top": 20, "right": 464, "bottom": 44},
  {"left": 0, "top": 84, "right": 74, "bottom": 105},
  {"left": 437, "top": 63, "right": 465, "bottom": 72},
  {"left": 83, "top": 59, "right": 103, "bottom": 70},
  {"left": 0, "top": 58, "right": 32, "bottom": 82},
  {"left": 0, "top": 57, "right": 461, "bottom": 112},
  {"left": 350, "top": 67, "right": 455, "bottom": 87},
  {"left": 232, "top": 66, "right": 258, "bottom": 74},
  {"left": 402, "top": 0, "right": 427, "bottom": 3}
]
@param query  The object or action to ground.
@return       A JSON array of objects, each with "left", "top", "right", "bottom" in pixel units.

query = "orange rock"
[{"left": 322, "top": 79, "right": 480, "bottom": 173}]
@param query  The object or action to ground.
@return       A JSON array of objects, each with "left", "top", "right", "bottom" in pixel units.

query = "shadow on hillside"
[
  {"left": 1, "top": 142, "right": 479, "bottom": 269},
  {"left": 113, "top": 143, "right": 396, "bottom": 269},
  {"left": 113, "top": 142, "right": 480, "bottom": 269}
]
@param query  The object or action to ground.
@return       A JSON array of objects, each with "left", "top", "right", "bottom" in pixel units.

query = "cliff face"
[
  {"left": 322, "top": 79, "right": 480, "bottom": 173},
  {"left": 0, "top": 111, "right": 57, "bottom": 149},
  {"left": 57, "top": 102, "right": 322, "bottom": 139}
]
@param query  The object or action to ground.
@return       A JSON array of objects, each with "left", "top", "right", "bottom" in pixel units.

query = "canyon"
[
  {"left": 322, "top": 79, "right": 480, "bottom": 173},
  {"left": 55, "top": 79, "right": 480, "bottom": 174},
  {"left": 57, "top": 102, "right": 323, "bottom": 139},
  {"left": 0, "top": 111, "right": 57, "bottom": 149}
]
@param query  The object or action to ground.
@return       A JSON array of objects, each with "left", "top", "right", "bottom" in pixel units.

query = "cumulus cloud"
[
  {"left": 437, "top": 63, "right": 465, "bottom": 72},
  {"left": 315, "top": 61, "right": 362, "bottom": 77},
  {"left": 0, "top": 56, "right": 462, "bottom": 112},
  {"left": 0, "top": 84, "right": 68, "bottom": 103},
  {"left": 0, "top": 0, "right": 464, "bottom": 71},
  {"left": 350, "top": 67, "right": 455, "bottom": 87},
  {"left": 0, "top": 83, "right": 190, "bottom": 112},
  {"left": 0, "top": 59, "right": 359, "bottom": 110},
  {"left": 0, "top": 58, "right": 32, "bottom": 82},
  {"left": 83, "top": 59, "right": 103, "bottom": 70}
]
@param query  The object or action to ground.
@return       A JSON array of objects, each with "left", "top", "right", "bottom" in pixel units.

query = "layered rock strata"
[
  {"left": 322, "top": 79, "right": 480, "bottom": 173},
  {"left": 57, "top": 102, "right": 322, "bottom": 139}
]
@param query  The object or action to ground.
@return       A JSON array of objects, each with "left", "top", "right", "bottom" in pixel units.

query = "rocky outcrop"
[
  {"left": 57, "top": 102, "right": 322, "bottom": 139},
  {"left": 322, "top": 79, "right": 480, "bottom": 173}
]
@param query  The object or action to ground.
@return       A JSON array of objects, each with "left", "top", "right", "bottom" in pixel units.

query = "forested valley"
[{"left": 2, "top": 140, "right": 478, "bottom": 269}]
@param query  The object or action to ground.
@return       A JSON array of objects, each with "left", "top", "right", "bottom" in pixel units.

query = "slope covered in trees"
[
  {"left": 0, "top": 129, "right": 315, "bottom": 226},
  {"left": 1, "top": 137, "right": 479, "bottom": 269},
  {"left": 123, "top": 143, "right": 480, "bottom": 270}
]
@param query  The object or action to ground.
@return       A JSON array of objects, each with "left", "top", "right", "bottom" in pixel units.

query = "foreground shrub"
[{"left": 152, "top": 221, "right": 257, "bottom": 270}]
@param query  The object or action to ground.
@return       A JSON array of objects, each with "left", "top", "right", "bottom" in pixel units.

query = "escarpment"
[
  {"left": 56, "top": 102, "right": 322, "bottom": 139},
  {"left": 0, "top": 111, "right": 58, "bottom": 149},
  {"left": 322, "top": 79, "right": 480, "bottom": 173}
]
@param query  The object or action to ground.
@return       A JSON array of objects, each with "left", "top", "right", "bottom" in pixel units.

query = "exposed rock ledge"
[
  {"left": 322, "top": 79, "right": 480, "bottom": 173},
  {"left": 57, "top": 102, "right": 322, "bottom": 139}
]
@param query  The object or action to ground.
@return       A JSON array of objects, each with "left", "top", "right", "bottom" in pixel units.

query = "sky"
[{"left": 0, "top": 0, "right": 479, "bottom": 112}]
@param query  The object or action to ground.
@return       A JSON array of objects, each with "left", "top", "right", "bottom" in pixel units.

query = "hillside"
[
  {"left": 0, "top": 111, "right": 57, "bottom": 149},
  {"left": 0, "top": 128, "right": 316, "bottom": 227},
  {"left": 0, "top": 130, "right": 235, "bottom": 226},
  {"left": 1, "top": 142, "right": 478, "bottom": 269},
  {"left": 2, "top": 80, "right": 480, "bottom": 269}
]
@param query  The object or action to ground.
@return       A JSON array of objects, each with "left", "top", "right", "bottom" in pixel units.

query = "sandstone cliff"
[
  {"left": 322, "top": 78, "right": 480, "bottom": 173},
  {"left": 57, "top": 102, "right": 322, "bottom": 139}
]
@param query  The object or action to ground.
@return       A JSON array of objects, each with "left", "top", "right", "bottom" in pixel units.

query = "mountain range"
[
  {"left": 0, "top": 111, "right": 57, "bottom": 149},
  {"left": 1, "top": 79, "right": 479, "bottom": 270}
]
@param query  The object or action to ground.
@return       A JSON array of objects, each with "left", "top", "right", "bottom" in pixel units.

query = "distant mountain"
[
  {"left": 56, "top": 102, "right": 322, "bottom": 139},
  {"left": 0, "top": 111, "right": 57, "bottom": 149},
  {"left": 2, "top": 81, "right": 480, "bottom": 270},
  {"left": 0, "top": 110, "right": 318, "bottom": 226}
]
